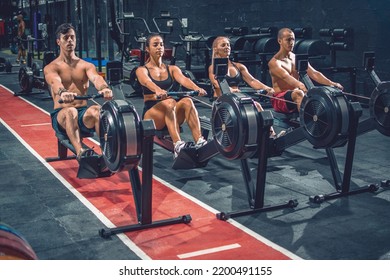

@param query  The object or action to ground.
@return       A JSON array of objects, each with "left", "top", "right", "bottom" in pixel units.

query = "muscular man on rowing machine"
[
  {"left": 136, "top": 33, "right": 207, "bottom": 159},
  {"left": 44, "top": 23, "right": 113, "bottom": 160},
  {"left": 268, "top": 28, "right": 343, "bottom": 113}
]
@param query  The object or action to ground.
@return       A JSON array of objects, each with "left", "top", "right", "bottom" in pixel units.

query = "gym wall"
[{"left": 125, "top": 0, "right": 390, "bottom": 87}]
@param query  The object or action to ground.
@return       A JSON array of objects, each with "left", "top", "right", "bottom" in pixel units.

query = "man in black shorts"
[{"left": 44, "top": 23, "right": 113, "bottom": 160}]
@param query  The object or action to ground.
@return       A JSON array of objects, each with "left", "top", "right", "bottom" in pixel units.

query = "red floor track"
[{"left": 0, "top": 85, "right": 298, "bottom": 260}]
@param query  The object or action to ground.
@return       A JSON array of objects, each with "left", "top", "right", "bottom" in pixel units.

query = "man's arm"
[
  {"left": 307, "top": 63, "right": 343, "bottom": 90},
  {"left": 44, "top": 65, "right": 69, "bottom": 98},
  {"left": 85, "top": 62, "right": 109, "bottom": 91},
  {"left": 85, "top": 62, "right": 113, "bottom": 99}
]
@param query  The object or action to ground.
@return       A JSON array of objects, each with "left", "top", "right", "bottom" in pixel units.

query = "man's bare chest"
[{"left": 59, "top": 67, "right": 87, "bottom": 85}]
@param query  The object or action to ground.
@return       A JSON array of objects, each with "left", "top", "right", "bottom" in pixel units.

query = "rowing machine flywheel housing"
[
  {"left": 299, "top": 86, "right": 351, "bottom": 148},
  {"left": 369, "top": 81, "right": 390, "bottom": 137},
  {"left": 99, "top": 100, "right": 142, "bottom": 173},
  {"left": 211, "top": 93, "right": 262, "bottom": 160}
]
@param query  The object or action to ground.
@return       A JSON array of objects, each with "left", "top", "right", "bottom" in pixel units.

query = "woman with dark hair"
[{"left": 136, "top": 34, "right": 207, "bottom": 158}]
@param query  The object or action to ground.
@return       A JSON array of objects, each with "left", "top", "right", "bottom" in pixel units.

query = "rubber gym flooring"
[{"left": 1, "top": 49, "right": 390, "bottom": 260}]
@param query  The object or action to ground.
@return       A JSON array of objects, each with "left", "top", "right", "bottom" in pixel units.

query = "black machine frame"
[
  {"left": 98, "top": 100, "right": 192, "bottom": 238},
  {"left": 210, "top": 57, "right": 381, "bottom": 220}
]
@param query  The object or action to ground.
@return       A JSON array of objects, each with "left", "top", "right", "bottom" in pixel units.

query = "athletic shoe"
[
  {"left": 77, "top": 148, "right": 97, "bottom": 161},
  {"left": 195, "top": 136, "right": 207, "bottom": 148},
  {"left": 276, "top": 130, "right": 287, "bottom": 138},
  {"left": 173, "top": 140, "right": 186, "bottom": 159},
  {"left": 270, "top": 130, "right": 286, "bottom": 139}
]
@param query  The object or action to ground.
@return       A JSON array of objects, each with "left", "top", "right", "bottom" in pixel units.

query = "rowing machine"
[{"left": 210, "top": 57, "right": 378, "bottom": 220}]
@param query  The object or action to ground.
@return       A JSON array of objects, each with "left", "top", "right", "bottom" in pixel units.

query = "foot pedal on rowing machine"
[
  {"left": 77, "top": 154, "right": 113, "bottom": 179},
  {"left": 172, "top": 143, "right": 209, "bottom": 170}
]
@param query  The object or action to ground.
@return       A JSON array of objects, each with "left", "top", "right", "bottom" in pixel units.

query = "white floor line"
[
  {"left": 0, "top": 117, "right": 151, "bottom": 260},
  {"left": 178, "top": 243, "right": 241, "bottom": 259},
  {"left": 151, "top": 161, "right": 302, "bottom": 260},
  {"left": 21, "top": 123, "right": 51, "bottom": 127}
]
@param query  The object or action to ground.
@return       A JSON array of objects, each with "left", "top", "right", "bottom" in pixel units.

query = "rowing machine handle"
[
  {"left": 58, "top": 94, "right": 102, "bottom": 104},
  {"left": 251, "top": 89, "right": 268, "bottom": 96},
  {"left": 239, "top": 89, "right": 268, "bottom": 96},
  {"left": 168, "top": 90, "right": 199, "bottom": 97},
  {"left": 156, "top": 90, "right": 199, "bottom": 99}
]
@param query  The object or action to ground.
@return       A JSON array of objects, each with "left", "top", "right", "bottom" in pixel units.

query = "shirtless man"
[
  {"left": 44, "top": 23, "right": 113, "bottom": 160},
  {"left": 16, "top": 14, "right": 27, "bottom": 63},
  {"left": 268, "top": 28, "right": 343, "bottom": 113}
]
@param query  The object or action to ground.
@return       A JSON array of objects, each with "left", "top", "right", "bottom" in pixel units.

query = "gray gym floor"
[{"left": 1, "top": 49, "right": 390, "bottom": 260}]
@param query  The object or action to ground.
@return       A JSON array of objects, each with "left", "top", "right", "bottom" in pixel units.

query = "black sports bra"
[
  {"left": 141, "top": 64, "right": 174, "bottom": 95},
  {"left": 225, "top": 62, "right": 242, "bottom": 87}
]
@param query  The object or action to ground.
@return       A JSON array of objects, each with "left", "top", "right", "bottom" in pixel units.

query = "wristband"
[
  {"left": 98, "top": 85, "right": 109, "bottom": 91},
  {"left": 57, "top": 87, "right": 67, "bottom": 96}
]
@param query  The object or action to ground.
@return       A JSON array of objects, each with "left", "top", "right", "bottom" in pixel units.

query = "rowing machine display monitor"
[
  {"left": 363, "top": 51, "right": 375, "bottom": 71},
  {"left": 153, "top": 11, "right": 185, "bottom": 38},
  {"left": 213, "top": 58, "right": 231, "bottom": 95},
  {"left": 106, "top": 61, "right": 123, "bottom": 84},
  {"left": 295, "top": 54, "right": 315, "bottom": 90},
  {"left": 213, "top": 58, "right": 228, "bottom": 79},
  {"left": 296, "top": 54, "right": 309, "bottom": 73}
]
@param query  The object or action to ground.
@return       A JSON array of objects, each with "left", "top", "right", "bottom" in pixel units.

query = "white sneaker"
[
  {"left": 195, "top": 136, "right": 207, "bottom": 148},
  {"left": 173, "top": 140, "right": 186, "bottom": 159},
  {"left": 276, "top": 130, "right": 287, "bottom": 138}
]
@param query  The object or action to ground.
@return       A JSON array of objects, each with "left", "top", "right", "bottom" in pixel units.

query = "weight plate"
[
  {"left": 253, "top": 37, "right": 279, "bottom": 53},
  {"left": 294, "top": 39, "right": 330, "bottom": 56},
  {"left": 370, "top": 81, "right": 390, "bottom": 136},
  {"left": 0, "top": 223, "right": 37, "bottom": 260}
]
